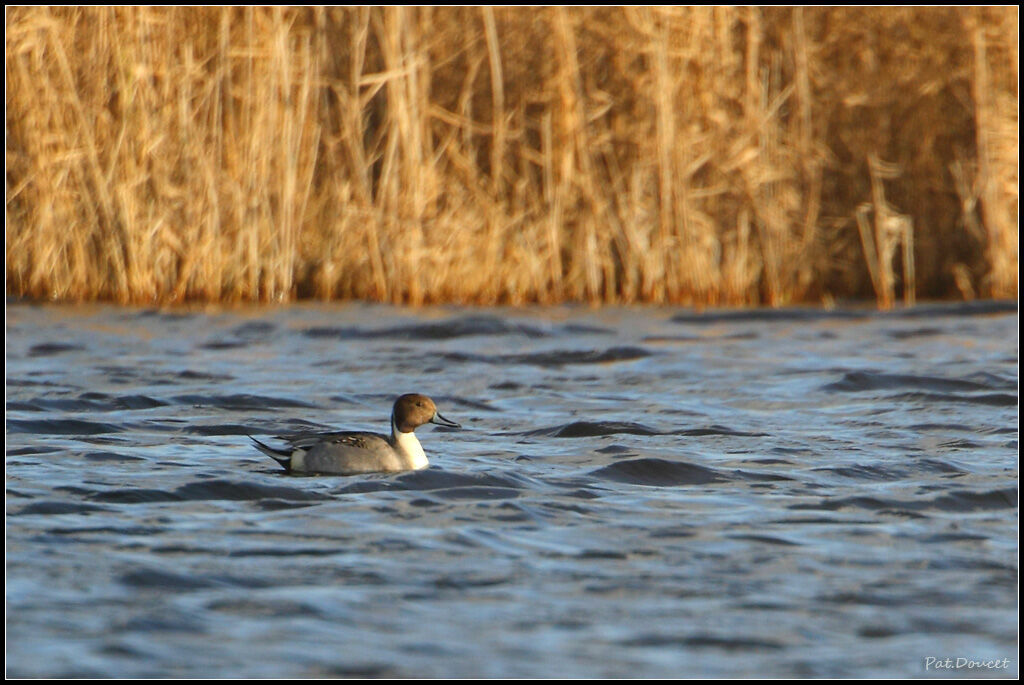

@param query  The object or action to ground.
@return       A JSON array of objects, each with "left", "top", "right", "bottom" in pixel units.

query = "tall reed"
[{"left": 5, "top": 7, "right": 1018, "bottom": 305}]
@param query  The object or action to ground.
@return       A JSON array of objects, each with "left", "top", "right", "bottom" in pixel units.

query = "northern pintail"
[{"left": 250, "top": 393, "right": 460, "bottom": 475}]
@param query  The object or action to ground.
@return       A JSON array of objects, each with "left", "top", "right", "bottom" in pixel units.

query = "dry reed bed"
[{"left": 5, "top": 7, "right": 1018, "bottom": 306}]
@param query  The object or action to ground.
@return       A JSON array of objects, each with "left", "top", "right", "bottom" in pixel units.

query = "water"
[{"left": 5, "top": 301, "right": 1018, "bottom": 678}]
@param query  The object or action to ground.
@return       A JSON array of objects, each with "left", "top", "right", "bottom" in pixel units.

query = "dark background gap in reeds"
[{"left": 5, "top": 7, "right": 1018, "bottom": 306}]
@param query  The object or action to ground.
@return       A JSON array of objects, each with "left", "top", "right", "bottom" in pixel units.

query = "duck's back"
[{"left": 290, "top": 431, "right": 407, "bottom": 474}]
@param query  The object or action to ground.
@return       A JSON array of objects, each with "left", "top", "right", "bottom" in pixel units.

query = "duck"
[{"left": 251, "top": 393, "right": 460, "bottom": 475}]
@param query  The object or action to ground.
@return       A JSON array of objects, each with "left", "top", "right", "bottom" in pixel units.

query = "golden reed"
[{"left": 5, "top": 7, "right": 1018, "bottom": 306}]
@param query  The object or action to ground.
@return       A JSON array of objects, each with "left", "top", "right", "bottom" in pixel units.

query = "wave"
[
  {"left": 590, "top": 458, "right": 725, "bottom": 486},
  {"left": 522, "top": 421, "right": 663, "bottom": 438},
  {"left": 518, "top": 421, "right": 765, "bottom": 438},
  {"left": 303, "top": 314, "right": 550, "bottom": 340},
  {"left": 790, "top": 487, "right": 1016, "bottom": 514},
  {"left": 71, "top": 478, "right": 333, "bottom": 505},
  {"left": 170, "top": 394, "right": 317, "bottom": 410},
  {"left": 440, "top": 345, "right": 653, "bottom": 367},
  {"left": 671, "top": 300, "right": 1017, "bottom": 325},
  {"left": 7, "top": 418, "right": 124, "bottom": 435},
  {"left": 27, "top": 342, "right": 86, "bottom": 357},
  {"left": 823, "top": 370, "right": 1016, "bottom": 393}
]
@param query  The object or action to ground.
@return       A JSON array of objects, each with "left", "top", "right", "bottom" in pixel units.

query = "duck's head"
[{"left": 392, "top": 394, "right": 461, "bottom": 433}]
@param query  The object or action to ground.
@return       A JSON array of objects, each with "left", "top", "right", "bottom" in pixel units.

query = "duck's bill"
[{"left": 430, "top": 412, "right": 461, "bottom": 429}]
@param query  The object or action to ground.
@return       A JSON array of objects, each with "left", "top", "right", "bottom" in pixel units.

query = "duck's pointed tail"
[{"left": 249, "top": 435, "right": 292, "bottom": 472}]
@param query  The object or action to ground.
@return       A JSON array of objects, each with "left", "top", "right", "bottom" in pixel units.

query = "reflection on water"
[{"left": 5, "top": 301, "right": 1018, "bottom": 678}]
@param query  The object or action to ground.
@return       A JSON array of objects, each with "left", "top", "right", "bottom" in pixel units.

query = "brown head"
[{"left": 392, "top": 394, "right": 461, "bottom": 434}]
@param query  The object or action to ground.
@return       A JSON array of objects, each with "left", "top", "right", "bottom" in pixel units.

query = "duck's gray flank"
[{"left": 251, "top": 393, "right": 460, "bottom": 475}]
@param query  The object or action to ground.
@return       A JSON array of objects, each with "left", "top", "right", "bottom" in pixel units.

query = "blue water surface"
[{"left": 5, "top": 301, "right": 1018, "bottom": 678}]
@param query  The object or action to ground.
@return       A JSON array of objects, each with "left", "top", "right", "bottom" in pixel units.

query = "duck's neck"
[{"left": 391, "top": 418, "right": 428, "bottom": 470}]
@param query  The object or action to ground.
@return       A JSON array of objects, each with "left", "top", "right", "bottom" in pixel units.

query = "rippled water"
[{"left": 6, "top": 301, "right": 1018, "bottom": 678}]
